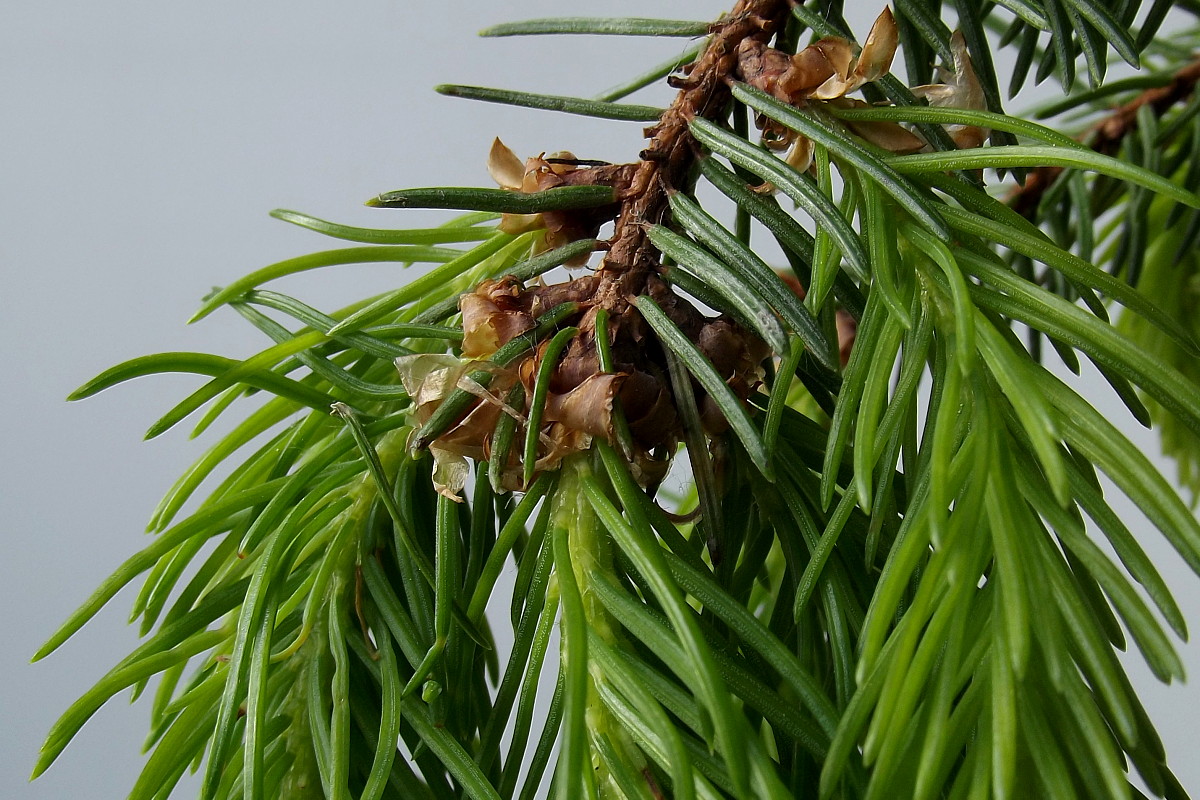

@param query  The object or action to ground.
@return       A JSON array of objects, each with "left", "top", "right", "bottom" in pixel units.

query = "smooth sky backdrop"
[{"left": 4, "top": 1, "right": 1198, "bottom": 797}]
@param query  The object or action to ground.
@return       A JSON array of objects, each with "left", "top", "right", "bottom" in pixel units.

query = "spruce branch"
[
  {"left": 599, "top": 0, "right": 791, "bottom": 299},
  {"left": 33, "top": 1, "right": 1200, "bottom": 798},
  {"left": 1010, "top": 54, "right": 1200, "bottom": 218}
]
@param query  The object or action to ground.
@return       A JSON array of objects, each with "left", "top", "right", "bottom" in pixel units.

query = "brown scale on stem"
[
  {"left": 406, "top": 2, "right": 993, "bottom": 497},
  {"left": 404, "top": 0, "right": 795, "bottom": 498},
  {"left": 599, "top": 0, "right": 790, "bottom": 294},
  {"left": 420, "top": 271, "right": 770, "bottom": 496}
]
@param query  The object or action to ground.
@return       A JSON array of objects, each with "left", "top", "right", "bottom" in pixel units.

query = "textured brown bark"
[
  {"left": 595, "top": 0, "right": 791, "bottom": 307},
  {"left": 422, "top": 1, "right": 797, "bottom": 492}
]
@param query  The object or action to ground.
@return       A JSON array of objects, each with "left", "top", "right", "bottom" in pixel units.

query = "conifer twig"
[
  {"left": 596, "top": 0, "right": 791, "bottom": 303},
  {"left": 1009, "top": 55, "right": 1200, "bottom": 218}
]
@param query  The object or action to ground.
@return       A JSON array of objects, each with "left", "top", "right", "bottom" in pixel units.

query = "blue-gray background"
[{"left": 3, "top": 2, "right": 1197, "bottom": 797}]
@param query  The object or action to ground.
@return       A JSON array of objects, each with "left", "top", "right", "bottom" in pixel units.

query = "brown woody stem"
[
  {"left": 1009, "top": 56, "right": 1200, "bottom": 219},
  {"left": 595, "top": 0, "right": 791, "bottom": 305}
]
